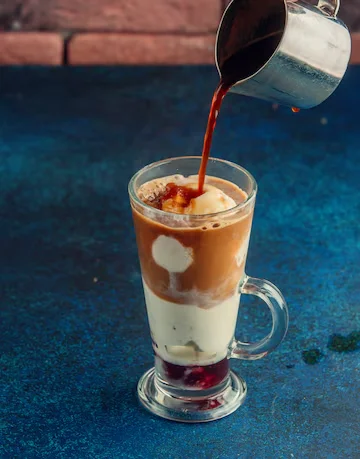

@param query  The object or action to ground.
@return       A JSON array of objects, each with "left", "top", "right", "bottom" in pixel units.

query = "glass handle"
[
  {"left": 317, "top": 0, "right": 340, "bottom": 17},
  {"left": 230, "top": 276, "right": 289, "bottom": 361}
]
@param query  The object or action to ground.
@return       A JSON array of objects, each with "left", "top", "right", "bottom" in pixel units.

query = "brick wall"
[{"left": 0, "top": 0, "right": 359, "bottom": 65}]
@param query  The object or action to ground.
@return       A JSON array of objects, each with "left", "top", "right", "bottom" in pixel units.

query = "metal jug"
[{"left": 215, "top": 0, "right": 351, "bottom": 109}]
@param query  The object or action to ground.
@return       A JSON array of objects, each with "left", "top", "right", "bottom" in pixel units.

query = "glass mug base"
[{"left": 137, "top": 368, "right": 247, "bottom": 423}]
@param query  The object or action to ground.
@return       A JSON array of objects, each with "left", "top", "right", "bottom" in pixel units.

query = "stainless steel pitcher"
[{"left": 215, "top": 0, "right": 351, "bottom": 109}]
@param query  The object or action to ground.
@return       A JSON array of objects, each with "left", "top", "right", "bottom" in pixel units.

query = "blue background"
[{"left": 0, "top": 66, "right": 359, "bottom": 458}]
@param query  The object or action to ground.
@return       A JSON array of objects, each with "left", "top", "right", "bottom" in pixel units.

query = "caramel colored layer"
[{"left": 132, "top": 176, "right": 254, "bottom": 308}]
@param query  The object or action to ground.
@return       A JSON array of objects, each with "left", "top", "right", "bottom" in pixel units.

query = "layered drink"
[{"left": 131, "top": 172, "right": 254, "bottom": 391}]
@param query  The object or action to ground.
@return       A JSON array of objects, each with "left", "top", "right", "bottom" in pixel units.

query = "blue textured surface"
[{"left": 0, "top": 66, "right": 359, "bottom": 458}]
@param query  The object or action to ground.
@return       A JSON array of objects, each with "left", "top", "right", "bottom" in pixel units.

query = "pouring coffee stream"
[
  {"left": 195, "top": 0, "right": 351, "bottom": 193},
  {"left": 198, "top": 82, "right": 229, "bottom": 194}
]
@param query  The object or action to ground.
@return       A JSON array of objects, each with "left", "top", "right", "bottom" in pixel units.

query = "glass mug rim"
[{"left": 128, "top": 156, "right": 258, "bottom": 220}]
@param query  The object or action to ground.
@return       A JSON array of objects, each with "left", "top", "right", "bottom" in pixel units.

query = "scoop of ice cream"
[
  {"left": 187, "top": 184, "right": 236, "bottom": 215},
  {"left": 138, "top": 175, "right": 241, "bottom": 215},
  {"left": 162, "top": 182, "right": 236, "bottom": 215}
]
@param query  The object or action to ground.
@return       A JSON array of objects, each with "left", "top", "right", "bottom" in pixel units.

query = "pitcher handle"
[
  {"left": 230, "top": 276, "right": 289, "bottom": 361},
  {"left": 317, "top": 0, "right": 340, "bottom": 17}
]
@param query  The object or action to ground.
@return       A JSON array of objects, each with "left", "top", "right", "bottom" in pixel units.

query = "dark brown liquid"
[{"left": 197, "top": 82, "right": 230, "bottom": 194}]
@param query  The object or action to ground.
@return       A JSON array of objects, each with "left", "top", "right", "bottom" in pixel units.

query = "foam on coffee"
[{"left": 138, "top": 174, "right": 246, "bottom": 220}]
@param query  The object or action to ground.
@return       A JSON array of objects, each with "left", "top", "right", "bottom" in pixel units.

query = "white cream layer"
[{"left": 143, "top": 280, "right": 240, "bottom": 366}]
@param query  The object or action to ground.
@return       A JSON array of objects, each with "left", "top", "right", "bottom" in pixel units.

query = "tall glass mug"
[{"left": 129, "top": 157, "right": 288, "bottom": 422}]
